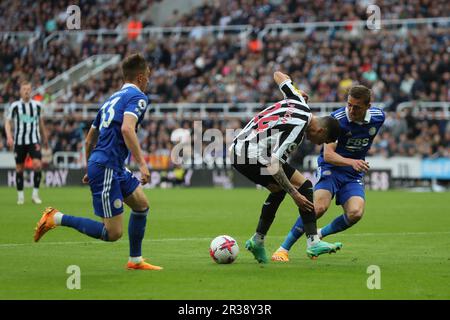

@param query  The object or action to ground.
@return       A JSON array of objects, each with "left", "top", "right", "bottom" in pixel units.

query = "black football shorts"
[
  {"left": 14, "top": 143, "right": 42, "bottom": 164},
  {"left": 232, "top": 160, "right": 296, "bottom": 188}
]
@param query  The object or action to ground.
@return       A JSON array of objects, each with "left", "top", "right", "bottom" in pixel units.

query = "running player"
[
  {"left": 231, "top": 71, "right": 343, "bottom": 263},
  {"left": 33, "top": 53, "right": 162, "bottom": 270},
  {"left": 272, "top": 85, "right": 385, "bottom": 262}
]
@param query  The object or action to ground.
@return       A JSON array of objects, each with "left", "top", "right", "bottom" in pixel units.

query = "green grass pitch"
[{"left": 0, "top": 187, "right": 449, "bottom": 300}]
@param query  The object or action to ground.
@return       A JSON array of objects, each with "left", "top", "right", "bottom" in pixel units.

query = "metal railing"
[
  {"left": 0, "top": 30, "right": 42, "bottom": 51},
  {"left": 4, "top": 16, "right": 450, "bottom": 51},
  {"left": 43, "top": 24, "right": 254, "bottom": 49},
  {"left": 396, "top": 101, "right": 450, "bottom": 117},
  {"left": 259, "top": 16, "right": 450, "bottom": 40},
  {"left": 53, "top": 151, "right": 85, "bottom": 169},
  {"left": 0, "top": 102, "right": 386, "bottom": 120},
  {"left": 5, "top": 101, "right": 450, "bottom": 121},
  {"left": 0, "top": 31, "right": 40, "bottom": 42}
]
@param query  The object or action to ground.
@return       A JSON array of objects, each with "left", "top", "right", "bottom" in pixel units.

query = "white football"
[{"left": 209, "top": 235, "right": 239, "bottom": 264}]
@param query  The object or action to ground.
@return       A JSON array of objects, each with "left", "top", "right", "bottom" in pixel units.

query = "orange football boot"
[
  {"left": 34, "top": 207, "right": 58, "bottom": 242},
  {"left": 271, "top": 250, "right": 290, "bottom": 262},
  {"left": 126, "top": 258, "right": 163, "bottom": 271}
]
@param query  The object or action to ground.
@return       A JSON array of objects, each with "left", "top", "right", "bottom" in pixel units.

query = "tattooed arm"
[{"left": 267, "top": 156, "right": 314, "bottom": 212}]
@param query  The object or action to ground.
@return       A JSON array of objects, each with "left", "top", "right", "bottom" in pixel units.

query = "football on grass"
[{"left": 209, "top": 235, "right": 239, "bottom": 264}]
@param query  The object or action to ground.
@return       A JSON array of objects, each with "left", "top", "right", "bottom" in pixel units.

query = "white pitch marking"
[{"left": 0, "top": 231, "right": 449, "bottom": 248}]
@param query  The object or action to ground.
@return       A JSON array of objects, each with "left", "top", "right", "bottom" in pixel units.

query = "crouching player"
[
  {"left": 272, "top": 85, "right": 385, "bottom": 262},
  {"left": 231, "top": 71, "right": 343, "bottom": 263}
]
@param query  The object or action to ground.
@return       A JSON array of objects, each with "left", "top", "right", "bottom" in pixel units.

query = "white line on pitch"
[{"left": 0, "top": 231, "right": 449, "bottom": 248}]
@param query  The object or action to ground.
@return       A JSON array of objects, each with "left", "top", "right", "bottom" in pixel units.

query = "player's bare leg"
[
  {"left": 343, "top": 197, "right": 365, "bottom": 223},
  {"left": 31, "top": 158, "right": 42, "bottom": 204},
  {"left": 319, "top": 196, "right": 365, "bottom": 238},
  {"left": 270, "top": 172, "right": 341, "bottom": 260},
  {"left": 272, "top": 189, "right": 333, "bottom": 261},
  {"left": 102, "top": 214, "right": 123, "bottom": 241},
  {"left": 124, "top": 186, "right": 162, "bottom": 270},
  {"left": 15, "top": 163, "right": 24, "bottom": 205},
  {"left": 314, "top": 189, "right": 333, "bottom": 220}
]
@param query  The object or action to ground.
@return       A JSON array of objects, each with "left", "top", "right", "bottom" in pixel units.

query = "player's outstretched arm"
[
  {"left": 323, "top": 143, "right": 369, "bottom": 173},
  {"left": 267, "top": 156, "right": 314, "bottom": 212},
  {"left": 122, "top": 114, "right": 150, "bottom": 185}
]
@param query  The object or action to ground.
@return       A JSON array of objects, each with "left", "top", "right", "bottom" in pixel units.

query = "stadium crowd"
[
  {"left": 168, "top": 0, "right": 449, "bottom": 27},
  {"left": 0, "top": 0, "right": 156, "bottom": 104},
  {"left": 0, "top": 0, "right": 155, "bottom": 32},
  {"left": 12, "top": 25, "right": 446, "bottom": 111},
  {"left": 1, "top": 0, "right": 449, "bottom": 169},
  {"left": 1, "top": 1, "right": 448, "bottom": 106}
]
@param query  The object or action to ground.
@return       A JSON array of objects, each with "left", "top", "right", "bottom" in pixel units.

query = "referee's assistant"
[{"left": 4, "top": 81, "right": 49, "bottom": 205}]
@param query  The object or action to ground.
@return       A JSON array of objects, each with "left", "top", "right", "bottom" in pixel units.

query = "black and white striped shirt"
[
  {"left": 6, "top": 99, "right": 42, "bottom": 146},
  {"left": 231, "top": 79, "right": 311, "bottom": 165}
]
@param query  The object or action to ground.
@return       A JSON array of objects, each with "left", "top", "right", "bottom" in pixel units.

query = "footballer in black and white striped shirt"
[
  {"left": 231, "top": 71, "right": 343, "bottom": 262},
  {"left": 4, "top": 81, "right": 49, "bottom": 205}
]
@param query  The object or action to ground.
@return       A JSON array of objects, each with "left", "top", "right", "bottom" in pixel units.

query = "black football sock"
[
  {"left": 33, "top": 171, "right": 42, "bottom": 189},
  {"left": 297, "top": 180, "right": 318, "bottom": 238},
  {"left": 16, "top": 172, "right": 24, "bottom": 191},
  {"left": 256, "top": 191, "right": 286, "bottom": 237}
]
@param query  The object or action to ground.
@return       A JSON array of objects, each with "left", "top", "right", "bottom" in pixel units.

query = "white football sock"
[
  {"left": 317, "top": 228, "right": 323, "bottom": 239},
  {"left": 18, "top": 191, "right": 24, "bottom": 199},
  {"left": 306, "top": 234, "right": 321, "bottom": 247},
  {"left": 53, "top": 212, "right": 63, "bottom": 225},
  {"left": 32, "top": 188, "right": 39, "bottom": 197},
  {"left": 129, "top": 256, "right": 143, "bottom": 264}
]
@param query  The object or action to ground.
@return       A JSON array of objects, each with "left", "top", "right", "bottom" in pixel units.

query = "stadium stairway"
[{"left": 33, "top": 54, "right": 121, "bottom": 100}]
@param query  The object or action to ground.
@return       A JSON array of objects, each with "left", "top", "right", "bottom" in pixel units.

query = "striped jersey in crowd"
[
  {"left": 231, "top": 80, "right": 311, "bottom": 165},
  {"left": 6, "top": 99, "right": 42, "bottom": 146}
]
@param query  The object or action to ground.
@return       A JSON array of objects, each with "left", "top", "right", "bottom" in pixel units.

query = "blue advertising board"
[{"left": 421, "top": 158, "right": 450, "bottom": 179}]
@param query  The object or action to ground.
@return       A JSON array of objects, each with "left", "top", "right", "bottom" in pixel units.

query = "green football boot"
[
  {"left": 245, "top": 238, "right": 268, "bottom": 264},
  {"left": 306, "top": 241, "right": 343, "bottom": 259}
]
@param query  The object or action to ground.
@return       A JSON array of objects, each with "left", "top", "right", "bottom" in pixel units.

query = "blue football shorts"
[
  {"left": 87, "top": 162, "right": 140, "bottom": 218},
  {"left": 314, "top": 166, "right": 365, "bottom": 206}
]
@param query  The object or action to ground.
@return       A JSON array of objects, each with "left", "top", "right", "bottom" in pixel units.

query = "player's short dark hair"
[
  {"left": 121, "top": 53, "right": 148, "bottom": 82},
  {"left": 349, "top": 85, "right": 371, "bottom": 105},
  {"left": 319, "top": 116, "right": 341, "bottom": 142}
]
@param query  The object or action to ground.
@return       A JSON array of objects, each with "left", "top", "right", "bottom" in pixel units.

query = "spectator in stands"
[{"left": 127, "top": 15, "right": 143, "bottom": 40}]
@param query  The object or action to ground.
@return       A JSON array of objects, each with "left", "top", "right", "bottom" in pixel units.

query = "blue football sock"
[
  {"left": 321, "top": 213, "right": 352, "bottom": 237},
  {"left": 61, "top": 215, "right": 108, "bottom": 241},
  {"left": 281, "top": 216, "right": 304, "bottom": 250},
  {"left": 128, "top": 208, "right": 149, "bottom": 257}
]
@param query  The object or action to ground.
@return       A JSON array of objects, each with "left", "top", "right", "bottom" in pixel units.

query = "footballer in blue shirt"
[
  {"left": 34, "top": 54, "right": 162, "bottom": 270},
  {"left": 272, "top": 85, "right": 385, "bottom": 262}
]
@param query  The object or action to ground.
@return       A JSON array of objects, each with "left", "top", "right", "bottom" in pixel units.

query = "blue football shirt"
[
  {"left": 317, "top": 106, "right": 385, "bottom": 176},
  {"left": 89, "top": 83, "right": 148, "bottom": 170}
]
